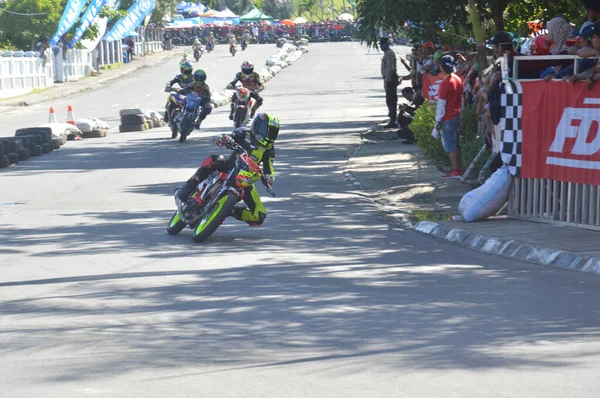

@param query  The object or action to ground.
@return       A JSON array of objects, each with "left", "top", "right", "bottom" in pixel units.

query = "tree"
[
  {"left": 298, "top": 0, "right": 317, "bottom": 21},
  {"left": 0, "top": 0, "right": 68, "bottom": 50}
]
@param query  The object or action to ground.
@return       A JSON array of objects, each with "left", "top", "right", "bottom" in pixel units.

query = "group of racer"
[{"left": 164, "top": 39, "right": 280, "bottom": 228}]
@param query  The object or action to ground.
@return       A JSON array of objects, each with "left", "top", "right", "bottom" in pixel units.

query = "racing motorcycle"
[
  {"left": 232, "top": 87, "right": 255, "bottom": 128},
  {"left": 193, "top": 47, "right": 203, "bottom": 61},
  {"left": 165, "top": 86, "right": 184, "bottom": 139},
  {"left": 167, "top": 135, "right": 275, "bottom": 243},
  {"left": 230, "top": 43, "right": 237, "bottom": 56},
  {"left": 241, "top": 39, "right": 248, "bottom": 51},
  {"left": 177, "top": 91, "right": 202, "bottom": 143},
  {"left": 206, "top": 41, "right": 214, "bottom": 53}
]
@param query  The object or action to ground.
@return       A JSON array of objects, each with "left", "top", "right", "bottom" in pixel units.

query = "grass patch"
[
  {"left": 99, "top": 62, "right": 124, "bottom": 71},
  {"left": 409, "top": 210, "right": 453, "bottom": 222}
]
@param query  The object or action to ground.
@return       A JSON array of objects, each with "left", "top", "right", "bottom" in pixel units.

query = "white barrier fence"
[
  {"left": 0, "top": 51, "right": 53, "bottom": 99},
  {"left": 1, "top": 30, "right": 164, "bottom": 99}
]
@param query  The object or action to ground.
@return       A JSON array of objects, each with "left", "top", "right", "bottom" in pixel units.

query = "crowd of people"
[
  {"left": 380, "top": 0, "right": 600, "bottom": 180},
  {"left": 162, "top": 21, "right": 356, "bottom": 47}
]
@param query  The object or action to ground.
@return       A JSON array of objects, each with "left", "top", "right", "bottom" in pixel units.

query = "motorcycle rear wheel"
[
  {"left": 167, "top": 211, "right": 187, "bottom": 235},
  {"left": 192, "top": 192, "right": 237, "bottom": 243}
]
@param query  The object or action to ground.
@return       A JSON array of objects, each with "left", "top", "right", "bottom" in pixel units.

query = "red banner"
[
  {"left": 521, "top": 81, "right": 600, "bottom": 186},
  {"left": 421, "top": 72, "right": 445, "bottom": 101}
]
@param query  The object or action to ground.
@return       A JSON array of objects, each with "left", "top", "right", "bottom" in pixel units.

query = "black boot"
[{"left": 177, "top": 178, "right": 198, "bottom": 202}]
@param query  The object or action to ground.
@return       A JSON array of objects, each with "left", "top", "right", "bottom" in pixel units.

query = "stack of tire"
[
  {"left": 0, "top": 128, "right": 59, "bottom": 168},
  {"left": 145, "top": 110, "right": 166, "bottom": 128},
  {"left": 119, "top": 109, "right": 150, "bottom": 132}
]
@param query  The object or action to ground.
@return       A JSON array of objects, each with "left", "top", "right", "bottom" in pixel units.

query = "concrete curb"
[
  {"left": 413, "top": 220, "right": 600, "bottom": 275},
  {"left": 0, "top": 52, "right": 179, "bottom": 108}
]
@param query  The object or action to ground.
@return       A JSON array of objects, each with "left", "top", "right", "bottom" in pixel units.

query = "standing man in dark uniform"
[{"left": 380, "top": 37, "right": 399, "bottom": 128}]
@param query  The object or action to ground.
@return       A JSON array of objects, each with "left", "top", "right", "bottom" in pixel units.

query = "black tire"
[
  {"left": 147, "top": 119, "right": 155, "bottom": 129},
  {"left": 121, "top": 114, "right": 146, "bottom": 125},
  {"left": 234, "top": 107, "right": 246, "bottom": 128},
  {"left": 119, "top": 124, "right": 146, "bottom": 133},
  {"left": 0, "top": 141, "right": 4, "bottom": 156},
  {"left": 41, "top": 142, "right": 52, "bottom": 154},
  {"left": 17, "top": 148, "right": 30, "bottom": 161},
  {"left": 7, "top": 152, "right": 18, "bottom": 165},
  {"left": 179, "top": 114, "right": 193, "bottom": 143},
  {"left": 167, "top": 211, "right": 187, "bottom": 235},
  {"left": 17, "top": 136, "right": 31, "bottom": 148},
  {"left": 0, "top": 154, "right": 9, "bottom": 168},
  {"left": 170, "top": 122, "right": 179, "bottom": 139},
  {"left": 2, "top": 138, "right": 24, "bottom": 153},
  {"left": 83, "top": 129, "right": 106, "bottom": 138},
  {"left": 192, "top": 192, "right": 237, "bottom": 243},
  {"left": 119, "top": 108, "right": 145, "bottom": 117},
  {"left": 16, "top": 128, "right": 52, "bottom": 143},
  {"left": 52, "top": 136, "right": 61, "bottom": 149},
  {"left": 30, "top": 145, "right": 43, "bottom": 157},
  {"left": 27, "top": 134, "right": 43, "bottom": 145}
]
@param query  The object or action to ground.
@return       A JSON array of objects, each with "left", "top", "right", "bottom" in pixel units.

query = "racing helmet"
[
  {"left": 180, "top": 61, "right": 193, "bottom": 77},
  {"left": 251, "top": 113, "right": 279, "bottom": 146},
  {"left": 193, "top": 69, "right": 207, "bottom": 83},
  {"left": 241, "top": 60, "right": 254, "bottom": 76}
]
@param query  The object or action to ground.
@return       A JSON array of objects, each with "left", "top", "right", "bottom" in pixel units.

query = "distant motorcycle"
[
  {"left": 206, "top": 41, "right": 214, "bottom": 53},
  {"left": 230, "top": 43, "right": 237, "bottom": 56},
  {"left": 193, "top": 48, "right": 202, "bottom": 61},
  {"left": 232, "top": 87, "right": 255, "bottom": 129},
  {"left": 178, "top": 91, "right": 201, "bottom": 143},
  {"left": 165, "top": 85, "right": 184, "bottom": 139},
  {"left": 241, "top": 39, "right": 248, "bottom": 51}
]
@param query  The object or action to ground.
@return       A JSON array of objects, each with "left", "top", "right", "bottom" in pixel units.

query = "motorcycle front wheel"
[
  {"left": 170, "top": 120, "right": 179, "bottom": 139},
  {"left": 192, "top": 191, "right": 237, "bottom": 243},
  {"left": 167, "top": 211, "right": 187, "bottom": 235},
  {"left": 179, "top": 113, "right": 193, "bottom": 143},
  {"left": 234, "top": 107, "right": 246, "bottom": 128}
]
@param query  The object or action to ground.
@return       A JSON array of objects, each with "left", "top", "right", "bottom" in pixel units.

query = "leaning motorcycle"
[
  {"left": 167, "top": 136, "right": 275, "bottom": 243},
  {"left": 177, "top": 91, "right": 201, "bottom": 143},
  {"left": 232, "top": 87, "right": 255, "bottom": 129},
  {"left": 206, "top": 41, "right": 214, "bottom": 53},
  {"left": 241, "top": 39, "right": 248, "bottom": 51},
  {"left": 230, "top": 43, "right": 237, "bottom": 56}
]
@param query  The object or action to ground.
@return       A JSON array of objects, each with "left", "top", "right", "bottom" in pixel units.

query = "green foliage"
[
  {"left": 504, "top": 0, "right": 584, "bottom": 36},
  {"left": 0, "top": 0, "right": 68, "bottom": 50},
  {"left": 411, "top": 102, "right": 450, "bottom": 170},
  {"left": 411, "top": 102, "right": 486, "bottom": 174},
  {"left": 150, "top": 0, "right": 178, "bottom": 23}
]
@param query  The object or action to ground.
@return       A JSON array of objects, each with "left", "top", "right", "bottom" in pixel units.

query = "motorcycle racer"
[
  {"left": 227, "top": 61, "right": 264, "bottom": 120},
  {"left": 175, "top": 113, "right": 280, "bottom": 226},
  {"left": 164, "top": 61, "right": 194, "bottom": 123}
]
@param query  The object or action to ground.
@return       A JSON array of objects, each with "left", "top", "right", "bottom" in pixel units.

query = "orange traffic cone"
[
  {"left": 48, "top": 106, "right": 57, "bottom": 123},
  {"left": 66, "top": 105, "right": 76, "bottom": 126}
]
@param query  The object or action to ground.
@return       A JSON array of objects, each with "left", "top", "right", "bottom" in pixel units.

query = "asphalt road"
[{"left": 1, "top": 43, "right": 600, "bottom": 397}]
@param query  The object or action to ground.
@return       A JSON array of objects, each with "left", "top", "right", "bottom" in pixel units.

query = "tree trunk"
[
  {"left": 468, "top": 0, "right": 488, "bottom": 71},
  {"left": 491, "top": 0, "right": 505, "bottom": 32}
]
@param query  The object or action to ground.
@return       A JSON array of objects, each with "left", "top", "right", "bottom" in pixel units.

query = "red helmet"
[
  {"left": 241, "top": 61, "right": 254, "bottom": 76},
  {"left": 532, "top": 34, "right": 551, "bottom": 55}
]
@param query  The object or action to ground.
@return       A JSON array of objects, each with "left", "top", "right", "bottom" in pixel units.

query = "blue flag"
[
  {"left": 104, "top": 0, "right": 156, "bottom": 42},
  {"left": 50, "top": 0, "right": 89, "bottom": 46},
  {"left": 67, "top": 0, "right": 109, "bottom": 48}
]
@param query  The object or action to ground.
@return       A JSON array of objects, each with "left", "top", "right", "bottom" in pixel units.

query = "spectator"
[
  {"left": 125, "top": 36, "right": 135, "bottom": 61},
  {"left": 380, "top": 36, "right": 399, "bottom": 128},
  {"left": 435, "top": 55, "right": 464, "bottom": 179},
  {"left": 546, "top": 23, "right": 596, "bottom": 81},
  {"left": 547, "top": 17, "right": 573, "bottom": 55},
  {"left": 397, "top": 87, "right": 424, "bottom": 144},
  {"left": 569, "top": 20, "right": 600, "bottom": 88},
  {"left": 582, "top": 0, "right": 600, "bottom": 22}
]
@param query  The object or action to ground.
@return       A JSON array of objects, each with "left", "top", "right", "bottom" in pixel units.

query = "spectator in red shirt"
[{"left": 435, "top": 55, "right": 464, "bottom": 179}]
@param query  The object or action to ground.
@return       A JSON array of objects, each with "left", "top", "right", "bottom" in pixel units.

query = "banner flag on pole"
[
  {"left": 67, "top": 0, "right": 108, "bottom": 48},
  {"left": 104, "top": 0, "right": 156, "bottom": 42},
  {"left": 50, "top": 0, "right": 89, "bottom": 46}
]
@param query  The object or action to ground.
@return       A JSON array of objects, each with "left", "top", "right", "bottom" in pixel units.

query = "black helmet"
[
  {"left": 193, "top": 69, "right": 206, "bottom": 82},
  {"left": 251, "top": 113, "right": 279, "bottom": 146},
  {"left": 241, "top": 60, "right": 254, "bottom": 76}
]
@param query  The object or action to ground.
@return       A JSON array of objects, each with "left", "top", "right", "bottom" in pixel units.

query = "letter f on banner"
[{"left": 550, "top": 107, "right": 600, "bottom": 156}]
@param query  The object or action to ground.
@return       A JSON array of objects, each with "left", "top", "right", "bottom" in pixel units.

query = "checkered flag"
[{"left": 499, "top": 80, "right": 523, "bottom": 176}]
